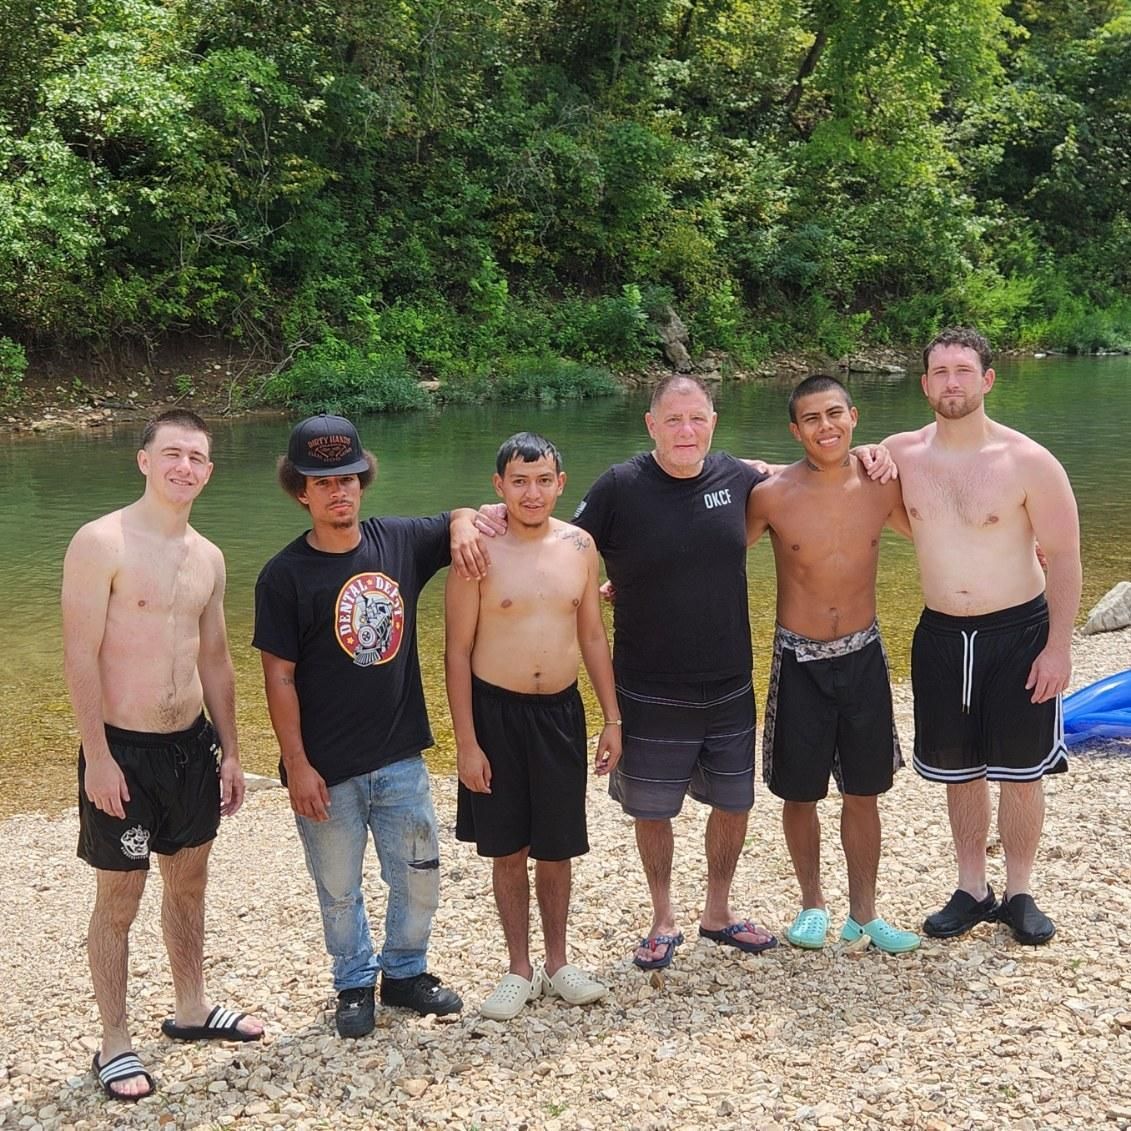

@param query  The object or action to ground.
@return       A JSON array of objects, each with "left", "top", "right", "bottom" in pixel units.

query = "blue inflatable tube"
[{"left": 1062, "top": 669, "right": 1131, "bottom": 746}]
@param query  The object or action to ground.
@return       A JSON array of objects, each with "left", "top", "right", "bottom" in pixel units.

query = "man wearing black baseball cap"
[
  {"left": 286, "top": 413, "right": 372, "bottom": 477},
  {"left": 253, "top": 414, "right": 487, "bottom": 1037}
]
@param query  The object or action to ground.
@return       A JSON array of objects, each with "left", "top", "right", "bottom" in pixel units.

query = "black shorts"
[
  {"left": 77, "top": 715, "right": 222, "bottom": 872},
  {"left": 763, "top": 623, "right": 902, "bottom": 802},
  {"left": 609, "top": 672, "right": 755, "bottom": 820},
  {"left": 911, "top": 594, "right": 1069, "bottom": 784},
  {"left": 455, "top": 676, "right": 589, "bottom": 861}
]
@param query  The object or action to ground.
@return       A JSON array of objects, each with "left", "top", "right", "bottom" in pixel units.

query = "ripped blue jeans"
[{"left": 295, "top": 755, "right": 440, "bottom": 990}]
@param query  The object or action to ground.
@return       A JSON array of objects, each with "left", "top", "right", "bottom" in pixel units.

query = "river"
[{"left": 1, "top": 355, "right": 1127, "bottom": 816}]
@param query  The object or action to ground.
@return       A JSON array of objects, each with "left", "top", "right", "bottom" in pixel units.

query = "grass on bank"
[{"left": 7, "top": 284, "right": 1131, "bottom": 413}]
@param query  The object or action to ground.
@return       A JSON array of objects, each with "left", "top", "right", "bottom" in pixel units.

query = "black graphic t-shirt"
[
  {"left": 572, "top": 452, "right": 764, "bottom": 681},
  {"left": 252, "top": 514, "right": 450, "bottom": 786}
]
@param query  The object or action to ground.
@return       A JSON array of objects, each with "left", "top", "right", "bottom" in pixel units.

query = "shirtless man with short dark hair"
[
  {"left": 747, "top": 375, "right": 919, "bottom": 953},
  {"left": 446, "top": 432, "right": 621, "bottom": 1020},
  {"left": 885, "top": 327, "right": 1082, "bottom": 945},
  {"left": 62, "top": 409, "right": 262, "bottom": 1102}
]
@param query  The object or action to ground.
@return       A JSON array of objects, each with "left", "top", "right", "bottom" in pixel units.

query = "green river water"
[{"left": 1, "top": 356, "right": 1128, "bottom": 817}]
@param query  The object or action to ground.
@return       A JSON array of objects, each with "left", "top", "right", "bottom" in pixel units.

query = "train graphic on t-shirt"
[{"left": 334, "top": 572, "right": 406, "bottom": 667}]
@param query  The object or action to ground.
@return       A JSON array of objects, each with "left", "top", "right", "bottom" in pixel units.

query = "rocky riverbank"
[
  {"left": 2, "top": 629, "right": 1129, "bottom": 1131},
  {"left": 0, "top": 343, "right": 279, "bottom": 437},
  {"left": 1, "top": 344, "right": 915, "bottom": 437}
]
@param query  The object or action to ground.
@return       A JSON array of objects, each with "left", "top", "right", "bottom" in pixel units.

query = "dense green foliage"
[{"left": 1, "top": 1, "right": 1128, "bottom": 406}]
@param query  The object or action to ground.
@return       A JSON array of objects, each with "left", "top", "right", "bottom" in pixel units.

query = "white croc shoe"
[
  {"left": 479, "top": 971, "right": 543, "bottom": 1021},
  {"left": 542, "top": 964, "right": 608, "bottom": 1006}
]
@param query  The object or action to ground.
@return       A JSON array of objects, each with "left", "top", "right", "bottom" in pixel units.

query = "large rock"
[
  {"left": 1082, "top": 581, "right": 1131, "bottom": 635},
  {"left": 244, "top": 771, "right": 281, "bottom": 792},
  {"left": 841, "top": 356, "right": 907, "bottom": 375},
  {"left": 655, "top": 305, "right": 693, "bottom": 372}
]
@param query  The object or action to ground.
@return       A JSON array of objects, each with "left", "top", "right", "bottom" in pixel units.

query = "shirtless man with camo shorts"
[
  {"left": 885, "top": 327, "right": 1082, "bottom": 945},
  {"left": 747, "top": 375, "right": 919, "bottom": 955},
  {"left": 62, "top": 410, "right": 263, "bottom": 1103}
]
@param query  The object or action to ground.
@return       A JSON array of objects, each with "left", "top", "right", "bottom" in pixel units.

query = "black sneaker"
[
  {"left": 379, "top": 972, "right": 463, "bottom": 1016},
  {"left": 923, "top": 885, "right": 1000, "bottom": 938},
  {"left": 998, "top": 892, "right": 1056, "bottom": 945},
  {"left": 335, "top": 985, "right": 375, "bottom": 1038}
]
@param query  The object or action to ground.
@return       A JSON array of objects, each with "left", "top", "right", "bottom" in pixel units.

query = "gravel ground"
[{"left": 2, "top": 629, "right": 1129, "bottom": 1131}]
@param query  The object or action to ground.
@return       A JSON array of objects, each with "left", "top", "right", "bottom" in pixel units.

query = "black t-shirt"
[
  {"left": 252, "top": 515, "right": 450, "bottom": 786},
  {"left": 572, "top": 452, "right": 764, "bottom": 681}
]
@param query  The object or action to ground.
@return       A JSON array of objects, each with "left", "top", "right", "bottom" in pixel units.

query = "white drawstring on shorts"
[{"left": 961, "top": 629, "right": 979, "bottom": 712}]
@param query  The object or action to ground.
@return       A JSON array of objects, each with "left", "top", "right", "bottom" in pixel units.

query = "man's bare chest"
[
  {"left": 483, "top": 555, "right": 585, "bottom": 616},
  {"left": 111, "top": 552, "right": 213, "bottom": 621},
  {"left": 769, "top": 485, "right": 886, "bottom": 561},
  {"left": 903, "top": 460, "right": 1021, "bottom": 529}
]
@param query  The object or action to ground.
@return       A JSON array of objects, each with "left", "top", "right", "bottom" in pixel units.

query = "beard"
[{"left": 929, "top": 392, "right": 981, "bottom": 420}]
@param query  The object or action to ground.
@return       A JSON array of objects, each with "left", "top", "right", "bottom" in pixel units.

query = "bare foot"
[{"left": 234, "top": 1012, "right": 264, "bottom": 1039}]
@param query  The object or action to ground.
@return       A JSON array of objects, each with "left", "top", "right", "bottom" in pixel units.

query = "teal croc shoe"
[
  {"left": 841, "top": 915, "right": 920, "bottom": 954},
  {"left": 785, "top": 908, "right": 829, "bottom": 950}
]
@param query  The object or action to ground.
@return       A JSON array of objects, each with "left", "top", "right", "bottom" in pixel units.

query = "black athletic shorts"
[
  {"left": 609, "top": 671, "right": 756, "bottom": 820},
  {"left": 763, "top": 622, "right": 902, "bottom": 802},
  {"left": 455, "top": 676, "right": 589, "bottom": 861},
  {"left": 77, "top": 715, "right": 222, "bottom": 871},
  {"left": 911, "top": 594, "right": 1068, "bottom": 784}
]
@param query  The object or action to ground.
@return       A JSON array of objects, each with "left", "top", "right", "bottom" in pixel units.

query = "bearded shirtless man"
[
  {"left": 885, "top": 328, "right": 1081, "bottom": 945},
  {"left": 62, "top": 410, "right": 262, "bottom": 1102},
  {"left": 446, "top": 432, "right": 621, "bottom": 1020},
  {"left": 747, "top": 375, "right": 919, "bottom": 954}
]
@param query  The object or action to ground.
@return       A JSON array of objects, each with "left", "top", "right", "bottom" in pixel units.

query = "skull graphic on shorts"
[{"left": 120, "top": 824, "right": 150, "bottom": 860}]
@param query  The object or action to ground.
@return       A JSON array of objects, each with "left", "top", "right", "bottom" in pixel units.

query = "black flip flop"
[
  {"left": 698, "top": 920, "right": 778, "bottom": 954},
  {"left": 161, "top": 1005, "right": 263, "bottom": 1042},
  {"left": 93, "top": 1051, "right": 156, "bottom": 1102},
  {"left": 632, "top": 931, "right": 685, "bottom": 970}
]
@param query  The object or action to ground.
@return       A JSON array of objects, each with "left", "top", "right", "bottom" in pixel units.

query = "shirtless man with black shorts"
[
  {"left": 62, "top": 410, "right": 263, "bottom": 1102},
  {"left": 747, "top": 375, "right": 919, "bottom": 954},
  {"left": 885, "top": 327, "right": 1081, "bottom": 944},
  {"left": 446, "top": 432, "right": 621, "bottom": 1019}
]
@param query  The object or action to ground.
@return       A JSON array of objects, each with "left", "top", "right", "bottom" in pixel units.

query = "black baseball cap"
[{"left": 287, "top": 413, "right": 370, "bottom": 476}]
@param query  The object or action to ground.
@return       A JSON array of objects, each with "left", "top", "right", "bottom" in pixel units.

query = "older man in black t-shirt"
[{"left": 571, "top": 375, "right": 779, "bottom": 968}]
